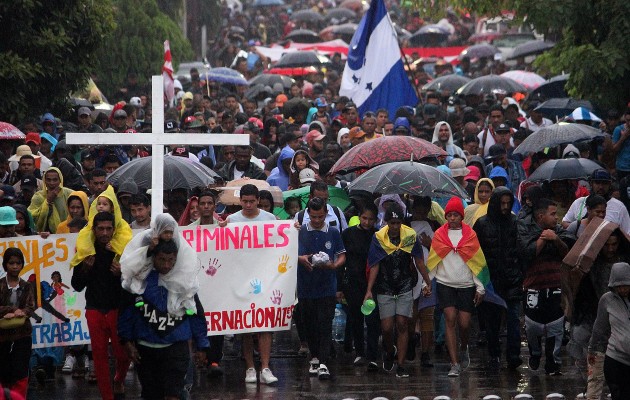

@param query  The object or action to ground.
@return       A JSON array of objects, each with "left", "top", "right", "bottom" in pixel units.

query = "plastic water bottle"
[{"left": 332, "top": 304, "right": 346, "bottom": 342}]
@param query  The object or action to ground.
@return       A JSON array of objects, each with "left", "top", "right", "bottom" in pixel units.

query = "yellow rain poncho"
[
  {"left": 70, "top": 185, "right": 133, "bottom": 267},
  {"left": 56, "top": 190, "right": 89, "bottom": 234},
  {"left": 28, "top": 167, "right": 74, "bottom": 233},
  {"left": 463, "top": 178, "right": 495, "bottom": 226}
]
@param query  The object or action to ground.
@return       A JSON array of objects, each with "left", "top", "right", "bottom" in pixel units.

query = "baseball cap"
[
  {"left": 495, "top": 123, "right": 511, "bottom": 132},
  {"left": 305, "top": 130, "right": 326, "bottom": 144},
  {"left": 20, "top": 175, "right": 38, "bottom": 189},
  {"left": 343, "top": 101, "right": 357, "bottom": 111},
  {"left": 25, "top": 132, "right": 41, "bottom": 145},
  {"left": 486, "top": 144, "right": 507, "bottom": 160},
  {"left": 0, "top": 206, "right": 18, "bottom": 225},
  {"left": 423, "top": 104, "right": 438, "bottom": 119},
  {"left": 129, "top": 97, "right": 142, "bottom": 106},
  {"left": 81, "top": 150, "right": 94, "bottom": 161},
  {"left": 299, "top": 168, "right": 317, "bottom": 184},
  {"left": 113, "top": 109, "right": 127, "bottom": 119},
  {"left": 78, "top": 107, "right": 91, "bottom": 117},
  {"left": 244, "top": 121, "right": 260, "bottom": 134},
  {"left": 276, "top": 94, "right": 288, "bottom": 107},
  {"left": 1, "top": 185, "right": 16, "bottom": 200},
  {"left": 348, "top": 127, "right": 366, "bottom": 140},
  {"left": 315, "top": 98, "right": 328, "bottom": 108},
  {"left": 165, "top": 119, "right": 178, "bottom": 133},
  {"left": 184, "top": 116, "right": 203, "bottom": 129},
  {"left": 590, "top": 168, "right": 612, "bottom": 182}
]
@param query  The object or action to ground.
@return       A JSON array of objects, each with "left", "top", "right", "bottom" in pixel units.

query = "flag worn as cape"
[
  {"left": 424, "top": 223, "right": 506, "bottom": 308},
  {"left": 367, "top": 224, "right": 421, "bottom": 267}
]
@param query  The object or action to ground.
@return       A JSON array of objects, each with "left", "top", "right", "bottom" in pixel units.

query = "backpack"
[{"left": 297, "top": 206, "right": 343, "bottom": 229}]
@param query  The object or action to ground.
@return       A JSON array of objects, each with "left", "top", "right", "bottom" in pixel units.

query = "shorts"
[
  {"left": 436, "top": 282, "right": 476, "bottom": 313},
  {"left": 377, "top": 290, "right": 413, "bottom": 319}
]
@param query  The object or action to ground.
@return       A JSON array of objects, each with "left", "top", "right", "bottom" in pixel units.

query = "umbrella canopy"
[
  {"left": 459, "top": 44, "right": 500, "bottom": 60},
  {"left": 218, "top": 179, "right": 284, "bottom": 206},
  {"left": 456, "top": 74, "right": 527, "bottom": 96},
  {"left": 275, "top": 51, "right": 330, "bottom": 68},
  {"left": 201, "top": 67, "right": 248, "bottom": 86},
  {"left": 274, "top": 185, "right": 350, "bottom": 219},
  {"left": 285, "top": 29, "right": 321, "bottom": 43},
  {"left": 527, "top": 158, "right": 602, "bottom": 182},
  {"left": 252, "top": 0, "right": 284, "bottom": 6},
  {"left": 422, "top": 74, "right": 471, "bottom": 93},
  {"left": 530, "top": 74, "right": 569, "bottom": 100},
  {"left": 330, "top": 136, "right": 447, "bottom": 175},
  {"left": 0, "top": 122, "right": 25, "bottom": 140},
  {"left": 565, "top": 107, "right": 602, "bottom": 123},
  {"left": 509, "top": 40, "right": 555, "bottom": 59},
  {"left": 325, "top": 8, "right": 357, "bottom": 22},
  {"left": 290, "top": 9, "right": 325, "bottom": 23},
  {"left": 409, "top": 24, "right": 449, "bottom": 46},
  {"left": 332, "top": 23, "right": 358, "bottom": 35},
  {"left": 347, "top": 161, "right": 470, "bottom": 200},
  {"left": 248, "top": 73, "right": 295, "bottom": 89},
  {"left": 282, "top": 97, "right": 311, "bottom": 120},
  {"left": 513, "top": 123, "right": 605, "bottom": 155},
  {"left": 339, "top": 0, "right": 364, "bottom": 12},
  {"left": 500, "top": 70, "right": 546, "bottom": 90},
  {"left": 106, "top": 156, "right": 218, "bottom": 190},
  {"left": 534, "top": 98, "right": 593, "bottom": 121},
  {"left": 267, "top": 66, "right": 318, "bottom": 76},
  {"left": 244, "top": 84, "right": 273, "bottom": 100}
]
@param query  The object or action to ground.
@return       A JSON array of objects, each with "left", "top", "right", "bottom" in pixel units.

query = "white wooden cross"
[{"left": 67, "top": 75, "right": 248, "bottom": 218}]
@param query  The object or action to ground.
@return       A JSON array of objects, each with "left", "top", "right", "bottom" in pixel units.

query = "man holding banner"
[{"left": 224, "top": 184, "right": 279, "bottom": 385}]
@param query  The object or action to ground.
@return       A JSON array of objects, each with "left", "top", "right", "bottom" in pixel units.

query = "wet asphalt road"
[{"left": 26, "top": 328, "right": 591, "bottom": 400}]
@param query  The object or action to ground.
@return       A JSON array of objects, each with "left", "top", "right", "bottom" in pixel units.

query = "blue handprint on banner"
[{"left": 250, "top": 279, "right": 262, "bottom": 294}]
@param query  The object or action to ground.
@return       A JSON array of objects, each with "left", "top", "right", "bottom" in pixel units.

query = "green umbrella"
[{"left": 273, "top": 185, "right": 350, "bottom": 219}]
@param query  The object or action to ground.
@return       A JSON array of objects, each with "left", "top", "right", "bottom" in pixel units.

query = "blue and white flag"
[{"left": 339, "top": 0, "right": 418, "bottom": 118}]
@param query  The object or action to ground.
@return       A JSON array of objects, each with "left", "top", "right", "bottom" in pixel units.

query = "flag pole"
[{"left": 398, "top": 46, "right": 423, "bottom": 107}]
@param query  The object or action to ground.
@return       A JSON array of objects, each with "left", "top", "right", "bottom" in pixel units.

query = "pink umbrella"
[
  {"left": 500, "top": 70, "right": 546, "bottom": 90},
  {"left": 0, "top": 122, "right": 25, "bottom": 140}
]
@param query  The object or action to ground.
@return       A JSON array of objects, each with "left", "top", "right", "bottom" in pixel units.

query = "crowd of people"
[{"left": 1, "top": 5, "right": 630, "bottom": 397}]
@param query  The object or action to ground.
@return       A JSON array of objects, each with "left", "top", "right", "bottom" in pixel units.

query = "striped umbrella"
[{"left": 566, "top": 107, "right": 602, "bottom": 123}]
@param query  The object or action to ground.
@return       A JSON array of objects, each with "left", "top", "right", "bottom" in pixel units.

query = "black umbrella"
[
  {"left": 290, "top": 9, "right": 325, "bottom": 23},
  {"left": 248, "top": 74, "right": 295, "bottom": 89},
  {"left": 282, "top": 97, "right": 311, "bottom": 120},
  {"left": 509, "top": 40, "right": 555, "bottom": 59},
  {"left": 456, "top": 74, "right": 528, "bottom": 96},
  {"left": 275, "top": 51, "right": 330, "bottom": 68},
  {"left": 422, "top": 74, "right": 471, "bottom": 93},
  {"left": 347, "top": 161, "right": 470, "bottom": 200},
  {"left": 332, "top": 23, "right": 358, "bottom": 35},
  {"left": 244, "top": 84, "right": 273, "bottom": 100},
  {"left": 527, "top": 158, "right": 602, "bottom": 182},
  {"left": 513, "top": 123, "right": 605, "bottom": 155},
  {"left": 459, "top": 44, "right": 500, "bottom": 60},
  {"left": 534, "top": 98, "right": 593, "bottom": 121},
  {"left": 530, "top": 74, "right": 569, "bottom": 101},
  {"left": 409, "top": 24, "right": 449, "bottom": 47},
  {"left": 325, "top": 8, "right": 357, "bottom": 22},
  {"left": 285, "top": 29, "right": 321, "bottom": 43}
]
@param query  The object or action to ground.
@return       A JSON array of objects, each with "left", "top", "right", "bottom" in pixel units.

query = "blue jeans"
[{"left": 482, "top": 300, "right": 522, "bottom": 362}]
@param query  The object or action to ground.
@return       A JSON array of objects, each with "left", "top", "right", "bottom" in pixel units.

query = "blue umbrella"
[
  {"left": 252, "top": 0, "right": 284, "bottom": 6},
  {"left": 201, "top": 67, "right": 248, "bottom": 86}
]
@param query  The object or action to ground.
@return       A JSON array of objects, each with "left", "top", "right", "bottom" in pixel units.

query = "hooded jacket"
[
  {"left": 56, "top": 190, "right": 89, "bottom": 234},
  {"left": 589, "top": 262, "right": 630, "bottom": 366},
  {"left": 464, "top": 178, "right": 495, "bottom": 226},
  {"left": 28, "top": 167, "right": 75, "bottom": 233},
  {"left": 266, "top": 146, "right": 295, "bottom": 191},
  {"left": 431, "top": 121, "right": 465, "bottom": 163},
  {"left": 473, "top": 187, "right": 523, "bottom": 300},
  {"left": 70, "top": 185, "right": 133, "bottom": 267},
  {"left": 40, "top": 113, "right": 58, "bottom": 139}
]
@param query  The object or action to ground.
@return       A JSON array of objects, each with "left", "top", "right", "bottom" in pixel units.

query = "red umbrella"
[
  {"left": 0, "top": 122, "right": 25, "bottom": 140},
  {"left": 267, "top": 66, "right": 318, "bottom": 76},
  {"left": 330, "top": 136, "right": 447, "bottom": 175}
]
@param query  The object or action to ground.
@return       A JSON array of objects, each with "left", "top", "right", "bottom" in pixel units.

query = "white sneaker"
[
  {"left": 245, "top": 367, "right": 257, "bottom": 383},
  {"left": 317, "top": 363, "right": 331, "bottom": 380},
  {"left": 259, "top": 368, "right": 278, "bottom": 385},
  {"left": 309, "top": 357, "right": 320, "bottom": 375},
  {"left": 62, "top": 354, "right": 76, "bottom": 373},
  {"left": 353, "top": 356, "right": 364, "bottom": 366}
]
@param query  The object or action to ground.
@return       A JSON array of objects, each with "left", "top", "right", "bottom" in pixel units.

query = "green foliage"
[
  {"left": 0, "top": 0, "right": 115, "bottom": 124},
  {"left": 93, "top": 0, "right": 194, "bottom": 100},
  {"left": 410, "top": 0, "right": 630, "bottom": 109}
]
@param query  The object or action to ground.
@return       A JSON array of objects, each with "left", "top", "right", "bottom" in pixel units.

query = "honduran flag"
[
  {"left": 425, "top": 223, "right": 507, "bottom": 309},
  {"left": 339, "top": 0, "right": 418, "bottom": 118}
]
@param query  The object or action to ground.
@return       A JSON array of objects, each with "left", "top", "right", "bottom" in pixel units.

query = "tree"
[
  {"left": 0, "top": 0, "right": 115, "bottom": 124},
  {"left": 411, "top": 0, "right": 630, "bottom": 109},
  {"left": 93, "top": 0, "right": 194, "bottom": 101}
]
